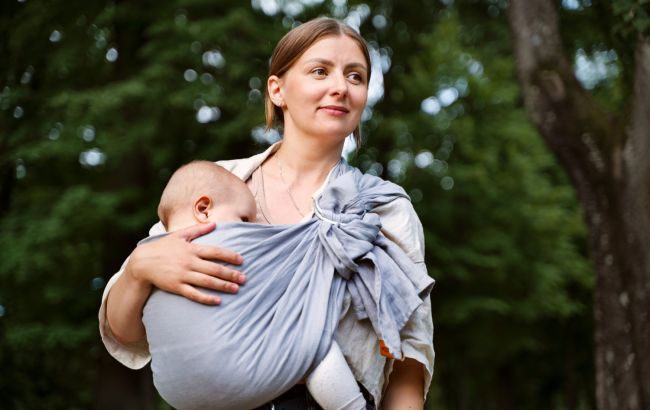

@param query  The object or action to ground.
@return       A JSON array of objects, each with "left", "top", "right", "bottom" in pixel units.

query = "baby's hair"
[{"left": 157, "top": 160, "right": 248, "bottom": 229}]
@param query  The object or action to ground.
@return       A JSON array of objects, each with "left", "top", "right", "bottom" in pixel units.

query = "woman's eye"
[
  {"left": 348, "top": 73, "right": 365, "bottom": 84},
  {"left": 312, "top": 68, "right": 327, "bottom": 77}
]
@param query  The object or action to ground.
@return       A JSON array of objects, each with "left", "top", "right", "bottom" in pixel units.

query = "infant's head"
[{"left": 158, "top": 160, "right": 257, "bottom": 231}]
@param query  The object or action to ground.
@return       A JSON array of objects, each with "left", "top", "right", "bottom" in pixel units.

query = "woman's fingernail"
[
  {"left": 230, "top": 284, "right": 239, "bottom": 293},
  {"left": 238, "top": 274, "right": 246, "bottom": 284}
]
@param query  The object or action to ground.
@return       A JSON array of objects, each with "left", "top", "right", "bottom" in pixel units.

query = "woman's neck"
[{"left": 273, "top": 134, "right": 344, "bottom": 186}]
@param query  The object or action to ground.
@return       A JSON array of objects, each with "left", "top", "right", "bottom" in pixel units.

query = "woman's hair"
[{"left": 265, "top": 17, "right": 371, "bottom": 148}]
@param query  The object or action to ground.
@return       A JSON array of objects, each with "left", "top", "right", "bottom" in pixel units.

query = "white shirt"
[{"left": 98, "top": 142, "right": 435, "bottom": 405}]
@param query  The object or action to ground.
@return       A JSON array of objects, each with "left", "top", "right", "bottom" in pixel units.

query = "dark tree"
[{"left": 508, "top": 1, "right": 650, "bottom": 408}]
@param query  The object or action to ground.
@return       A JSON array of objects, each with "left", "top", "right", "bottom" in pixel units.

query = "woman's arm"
[
  {"left": 381, "top": 358, "right": 425, "bottom": 410},
  {"left": 105, "top": 223, "right": 246, "bottom": 344},
  {"left": 106, "top": 262, "right": 154, "bottom": 344},
  {"left": 375, "top": 198, "right": 434, "bottom": 407}
]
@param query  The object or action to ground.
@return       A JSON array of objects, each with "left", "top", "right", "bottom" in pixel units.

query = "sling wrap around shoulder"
[{"left": 142, "top": 161, "right": 435, "bottom": 410}]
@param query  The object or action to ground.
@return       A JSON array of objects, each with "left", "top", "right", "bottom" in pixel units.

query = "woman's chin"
[{"left": 309, "top": 125, "right": 356, "bottom": 141}]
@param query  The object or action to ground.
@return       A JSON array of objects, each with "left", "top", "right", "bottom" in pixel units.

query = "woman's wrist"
[
  {"left": 105, "top": 258, "right": 153, "bottom": 345},
  {"left": 123, "top": 249, "right": 154, "bottom": 292}
]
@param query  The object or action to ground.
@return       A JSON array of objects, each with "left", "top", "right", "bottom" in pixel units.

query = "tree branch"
[{"left": 506, "top": 0, "right": 619, "bottom": 192}]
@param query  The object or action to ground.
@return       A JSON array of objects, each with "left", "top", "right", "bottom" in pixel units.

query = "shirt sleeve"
[
  {"left": 374, "top": 197, "right": 435, "bottom": 399},
  {"left": 97, "top": 221, "right": 167, "bottom": 369}
]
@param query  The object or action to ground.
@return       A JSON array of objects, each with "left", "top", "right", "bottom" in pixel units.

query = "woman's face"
[{"left": 269, "top": 35, "right": 369, "bottom": 143}]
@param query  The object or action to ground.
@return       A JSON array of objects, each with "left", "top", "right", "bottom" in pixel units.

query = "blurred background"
[{"left": 2, "top": 0, "right": 641, "bottom": 409}]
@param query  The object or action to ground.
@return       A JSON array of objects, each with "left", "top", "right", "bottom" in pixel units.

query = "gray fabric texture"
[{"left": 142, "top": 161, "right": 435, "bottom": 410}]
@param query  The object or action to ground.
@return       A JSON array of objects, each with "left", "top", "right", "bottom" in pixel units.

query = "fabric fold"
[
  {"left": 314, "top": 164, "right": 434, "bottom": 359},
  {"left": 142, "top": 160, "right": 434, "bottom": 410}
]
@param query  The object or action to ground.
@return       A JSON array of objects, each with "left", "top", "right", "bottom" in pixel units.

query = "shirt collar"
[{"left": 240, "top": 141, "right": 341, "bottom": 201}]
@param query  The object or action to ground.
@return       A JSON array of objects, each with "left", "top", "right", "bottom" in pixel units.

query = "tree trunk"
[{"left": 506, "top": 1, "right": 650, "bottom": 409}]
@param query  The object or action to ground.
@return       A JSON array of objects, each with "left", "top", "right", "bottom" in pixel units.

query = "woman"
[{"left": 100, "top": 17, "right": 434, "bottom": 409}]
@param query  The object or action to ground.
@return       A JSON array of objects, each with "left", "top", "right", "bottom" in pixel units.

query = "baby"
[
  {"left": 156, "top": 160, "right": 257, "bottom": 231},
  {"left": 149, "top": 160, "right": 367, "bottom": 410}
]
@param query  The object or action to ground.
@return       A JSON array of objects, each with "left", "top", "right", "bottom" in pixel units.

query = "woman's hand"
[
  {"left": 106, "top": 222, "right": 245, "bottom": 344},
  {"left": 127, "top": 222, "right": 246, "bottom": 305}
]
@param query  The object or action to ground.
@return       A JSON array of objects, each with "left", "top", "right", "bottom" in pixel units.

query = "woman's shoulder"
[
  {"left": 375, "top": 195, "right": 426, "bottom": 265},
  {"left": 334, "top": 162, "right": 424, "bottom": 260},
  {"left": 215, "top": 143, "right": 280, "bottom": 180},
  {"left": 214, "top": 156, "right": 259, "bottom": 180}
]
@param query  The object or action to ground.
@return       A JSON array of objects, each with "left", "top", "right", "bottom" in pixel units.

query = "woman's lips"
[{"left": 320, "top": 105, "right": 349, "bottom": 116}]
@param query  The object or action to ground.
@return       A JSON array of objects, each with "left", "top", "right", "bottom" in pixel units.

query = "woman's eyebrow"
[{"left": 304, "top": 58, "right": 368, "bottom": 72}]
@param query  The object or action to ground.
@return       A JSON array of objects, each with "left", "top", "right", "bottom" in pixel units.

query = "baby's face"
[{"left": 210, "top": 191, "right": 257, "bottom": 224}]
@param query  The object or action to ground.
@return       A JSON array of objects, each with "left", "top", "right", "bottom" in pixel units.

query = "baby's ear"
[{"left": 193, "top": 196, "right": 212, "bottom": 222}]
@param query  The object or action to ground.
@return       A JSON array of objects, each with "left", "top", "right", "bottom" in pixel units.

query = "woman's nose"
[{"left": 329, "top": 72, "right": 348, "bottom": 96}]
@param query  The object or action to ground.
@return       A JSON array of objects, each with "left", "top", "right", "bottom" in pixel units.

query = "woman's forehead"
[{"left": 298, "top": 35, "right": 367, "bottom": 65}]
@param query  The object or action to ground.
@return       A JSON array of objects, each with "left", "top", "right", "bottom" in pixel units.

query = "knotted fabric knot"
[
  {"left": 313, "top": 200, "right": 364, "bottom": 226},
  {"left": 317, "top": 209, "right": 382, "bottom": 280}
]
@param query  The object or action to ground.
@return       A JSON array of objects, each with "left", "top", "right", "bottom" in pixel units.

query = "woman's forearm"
[
  {"left": 382, "top": 358, "right": 425, "bottom": 410},
  {"left": 104, "top": 223, "right": 243, "bottom": 345},
  {"left": 105, "top": 266, "right": 152, "bottom": 344}
]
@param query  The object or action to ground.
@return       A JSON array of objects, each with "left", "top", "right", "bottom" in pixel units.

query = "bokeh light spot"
[
  {"left": 251, "top": 126, "right": 281, "bottom": 144},
  {"left": 441, "top": 176, "right": 455, "bottom": 190},
  {"left": 16, "top": 159, "right": 26, "bottom": 179},
  {"left": 91, "top": 277, "right": 106, "bottom": 290},
  {"left": 202, "top": 50, "right": 225, "bottom": 69},
  {"left": 105, "top": 47, "right": 118, "bottom": 62},
  {"left": 372, "top": 14, "right": 387, "bottom": 29},
  {"left": 421, "top": 97, "right": 441, "bottom": 115},
  {"left": 13, "top": 106, "right": 24, "bottom": 119},
  {"left": 49, "top": 30, "right": 62, "bottom": 42},
  {"left": 79, "top": 148, "right": 106, "bottom": 167},
  {"left": 184, "top": 69, "right": 198, "bottom": 82},
  {"left": 196, "top": 106, "right": 221, "bottom": 123},
  {"left": 415, "top": 151, "right": 434, "bottom": 168}
]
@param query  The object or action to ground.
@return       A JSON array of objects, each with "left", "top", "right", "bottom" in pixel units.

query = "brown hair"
[{"left": 265, "top": 17, "right": 371, "bottom": 148}]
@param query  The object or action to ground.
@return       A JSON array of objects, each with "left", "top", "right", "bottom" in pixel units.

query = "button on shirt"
[{"left": 98, "top": 142, "right": 435, "bottom": 405}]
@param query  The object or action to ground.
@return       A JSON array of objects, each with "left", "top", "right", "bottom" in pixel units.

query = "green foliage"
[
  {"left": 613, "top": 0, "right": 650, "bottom": 36},
  {"left": 0, "top": 0, "right": 620, "bottom": 408},
  {"left": 347, "top": 4, "right": 596, "bottom": 407},
  {"left": 1, "top": 1, "right": 281, "bottom": 407}
]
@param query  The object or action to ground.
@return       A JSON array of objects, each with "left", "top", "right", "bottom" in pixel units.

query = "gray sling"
[{"left": 142, "top": 161, "right": 435, "bottom": 410}]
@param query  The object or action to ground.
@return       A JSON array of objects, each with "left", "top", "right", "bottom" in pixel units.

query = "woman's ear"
[
  {"left": 193, "top": 196, "right": 212, "bottom": 223},
  {"left": 267, "top": 75, "right": 284, "bottom": 108}
]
